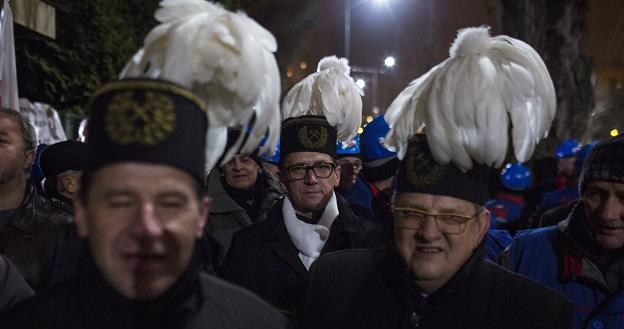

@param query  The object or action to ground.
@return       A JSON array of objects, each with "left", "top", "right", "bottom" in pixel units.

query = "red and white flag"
[{"left": 0, "top": 0, "right": 18, "bottom": 111}]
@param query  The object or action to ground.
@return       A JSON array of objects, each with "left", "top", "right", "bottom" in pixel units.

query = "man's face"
[
  {"left": 0, "top": 114, "right": 34, "bottom": 186},
  {"left": 280, "top": 152, "right": 340, "bottom": 213},
  {"left": 222, "top": 155, "right": 260, "bottom": 191},
  {"left": 337, "top": 156, "right": 361, "bottom": 191},
  {"left": 582, "top": 181, "right": 624, "bottom": 250},
  {"left": 393, "top": 192, "right": 489, "bottom": 293},
  {"left": 557, "top": 157, "right": 578, "bottom": 177},
  {"left": 74, "top": 163, "right": 209, "bottom": 300}
]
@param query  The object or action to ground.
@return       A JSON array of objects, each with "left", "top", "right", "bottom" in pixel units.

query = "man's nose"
[
  {"left": 131, "top": 202, "right": 163, "bottom": 237},
  {"left": 232, "top": 158, "right": 243, "bottom": 170},
  {"left": 304, "top": 168, "right": 319, "bottom": 184},
  {"left": 416, "top": 216, "right": 442, "bottom": 241},
  {"left": 601, "top": 196, "right": 622, "bottom": 221}
]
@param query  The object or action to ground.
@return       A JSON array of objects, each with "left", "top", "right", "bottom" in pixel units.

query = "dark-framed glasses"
[
  {"left": 285, "top": 162, "right": 336, "bottom": 180},
  {"left": 391, "top": 206, "right": 476, "bottom": 234}
]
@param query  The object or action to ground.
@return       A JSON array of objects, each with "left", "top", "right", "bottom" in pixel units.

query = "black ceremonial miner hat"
[
  {"left": 397, "top": 134, "right": 492, "bottom": 205},
  {"left": 86, "top": 79, "right": 207, "bottom": 183},
  {"left": 280, "top": 115, "right": 338, "bottom": 161},
  {"left": 40, "top": 140, "right": 87, "bottom": 178}
]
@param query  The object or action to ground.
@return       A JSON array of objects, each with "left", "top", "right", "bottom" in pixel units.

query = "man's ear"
[
  {"left": 23, "top": 149, "right": 35, "bottom": 171},
  {"left": 195, "top": 196, "right": 211, "bottom": 238},
  {"left": 63, "top": 175, "right": 79, "bottom": 194},
  {"left": 475, "top": 207, "right": 491, "bottom": 243},
  {"left": 333, "top": 164, "right": 341, "bottom": 187},
  {"left": 73, "top": 197, "right": 90, "bottom": 238},
  {"left": 279, "top": 169, "right": 288, "bottom": 185}
]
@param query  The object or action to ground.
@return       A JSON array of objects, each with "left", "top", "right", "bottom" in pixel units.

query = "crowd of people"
[{"left": 0, "top": 1, "right": 623, "bottom": 329}]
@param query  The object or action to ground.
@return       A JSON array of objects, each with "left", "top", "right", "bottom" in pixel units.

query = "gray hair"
[{"left": 1, "top": 109, "right": 37, "bottom": 151}]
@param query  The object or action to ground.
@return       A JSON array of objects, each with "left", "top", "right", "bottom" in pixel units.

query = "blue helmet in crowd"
[
  {"left": 500, "top": 163, "right": 532, "bottom": 191},
  {"left": 337, "top": 135, "right": 360, "bottom": 156},
  {"left": 360, "top": 116, "right": 395, "bottom": 161},
  {"left": 555, "top": 138, "right": 581, "bottom": 160}
]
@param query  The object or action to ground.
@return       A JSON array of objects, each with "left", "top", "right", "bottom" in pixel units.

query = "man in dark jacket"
[
  {"left": 508, "top": 135, "right": 624, "bottom": 329},
  {"left": 206, "top": 158, "right": 283, "bottom": 266},
  {"left": 39, "top": 140, "right": 87, "bottom": 214},
  {"left": 222, "top": 56, "right": 381, "bottom": 318},
  {"left": 301, "top": 136, "right": 572, "bottom": 329},
  {"left": 302, "top": 27, "right": 572, "bottom": 329},
  {"left": 0, "top": 109, "right": 72, "bottom": 292},
  {"left": 0, "top": 79, "right": 287, "bottom": 329}
]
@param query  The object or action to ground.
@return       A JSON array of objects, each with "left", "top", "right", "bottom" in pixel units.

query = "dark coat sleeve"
[
  {"left": 0, "top": 256, "right": 34, "bottom": 315},
  {"left": 221, "top": 230, "right": 254, "bottom": 286}
]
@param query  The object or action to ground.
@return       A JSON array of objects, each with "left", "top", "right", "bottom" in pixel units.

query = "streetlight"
[
  {"left": 344, "top": 0, "right": 397, "bottom": 59},
  {"left": 355, "top": 78, "right": 366, "bottom": 89},
  {"left": 372, "top": 0, "right": 392, "bottom": 5},
  {"left": 384, "top": 56, "right": 395, "bottom": 68}
]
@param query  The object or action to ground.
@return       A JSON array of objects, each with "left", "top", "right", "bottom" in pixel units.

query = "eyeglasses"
[
  {"left": 285, "top": 162, "right": 336, "bottom": 180},
  {"left": 337, "top": 159, "right": 362, "bottom": 171},
  {"left": 391, "top": 206, "right": 476, "bottom": 234}
]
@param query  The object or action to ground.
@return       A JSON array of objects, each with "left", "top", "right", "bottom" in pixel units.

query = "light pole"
[
  {"left": 344, "top": 0, "right": 351, "bottom": 59},
  {"left": 352, "top": 56, "right": 396, "bottom": 116},
  {"left": 345, "top": 0, "right": 395, "bottom": 59}
]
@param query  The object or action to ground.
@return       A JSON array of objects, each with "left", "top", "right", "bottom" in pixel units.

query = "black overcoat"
[
  {"left": 221, "top": 194, "right": 382, "bottom": 317},
  {"left": 301, "top": 246, "right": 573, "bottom": 329}
]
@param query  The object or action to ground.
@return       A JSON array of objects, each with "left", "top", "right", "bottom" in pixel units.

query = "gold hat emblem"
[
  {"left": 298, "top": 125, "right": 328, "bottom": 149},
  {"left": 405, "top": 137, "right": 447, "bottom": 187},
  {"left": 105, "top": 91, "right": 176, "bottom": 146}
]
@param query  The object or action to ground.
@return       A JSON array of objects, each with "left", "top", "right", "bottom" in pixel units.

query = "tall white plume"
[
  {"left": 385, "top": 26, "right": 556, "bottom": 171},
  {"left": 282, "top": 56, "right": 364, "bottom": 142},
  {"left": 120, "top": 0, "right": 281, "bottom": 173}
]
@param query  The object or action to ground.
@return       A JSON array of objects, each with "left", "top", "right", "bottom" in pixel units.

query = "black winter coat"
[
  {"left": 0, "top": 252, "right": 288, "bottom": 329},
  {"left": 0, "top": 185, "right": 72, "bottom": 291},
  {"left": 221, "top": 194, "right": 382, "bottom": 317},
  {"left": 301, "top": 246, "right": 573, "bottom": 329},
  {"left": 205, "top": 167, "right": 283, "bottom": 266},
  {"left": 0, "top": 255, "right": 33, "bottom": 315}
]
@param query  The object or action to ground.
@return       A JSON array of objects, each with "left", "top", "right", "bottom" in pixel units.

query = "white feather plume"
[
  {"left": 282, "top": 56, "right": 364, "bottom": 142},
  {"left": 385, "top": 26, "right": 556, "bottom": 171},
  {"left": 120, "top": 0, "right": 281, "bottom": 174}
]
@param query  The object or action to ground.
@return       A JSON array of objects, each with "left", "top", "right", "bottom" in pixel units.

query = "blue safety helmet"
[
  {"left": 500, "top": 163, "right": 532, "bottom": 191},
  {"left": 337, "top": 135, "right": 360, "bottom": 156},
  {"left": 360, "top": 116, "right": 395, "bottom": 160},
  {"left": 555, "top": 138, "right": 581, "bottom": 160}
]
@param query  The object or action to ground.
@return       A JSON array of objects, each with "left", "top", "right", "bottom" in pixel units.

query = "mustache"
[{"left": 592, "top": 217, "right": 624, "bottom": 229}]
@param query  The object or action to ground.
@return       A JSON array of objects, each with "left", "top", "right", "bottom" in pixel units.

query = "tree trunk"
[{"left": 501, "top": 0, "right": 594, "bottom": 157}]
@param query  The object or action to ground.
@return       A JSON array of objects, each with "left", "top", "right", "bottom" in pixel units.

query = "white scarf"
[{"left": 283, "top": 192, "right": 339, "bottom": 270}]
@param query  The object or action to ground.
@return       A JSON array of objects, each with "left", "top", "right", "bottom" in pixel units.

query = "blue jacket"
[
  {"left": 486, "top": 192, "right": 526, "bottom": 229},
  {"left": 541, "top": 185, "right": 579, "bottom": 211},
  {"left": 509, "top": 214, "right": 624, "bottom": 329}
]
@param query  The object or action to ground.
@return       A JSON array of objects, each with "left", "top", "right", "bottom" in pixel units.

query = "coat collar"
[
  {"left": 258, "top": 195, "right": 366, "bottom": 279},
  {"left": 7, "top": 184, "right": 40, "bottom": 234},
  {"left": 207, "top": 170, "right": 244, "bottom": 214},
  {"left": 555, "top": 204, "right": 624, "bottom": 292}
]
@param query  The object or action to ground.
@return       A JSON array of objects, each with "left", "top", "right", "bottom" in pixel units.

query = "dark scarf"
[
  {"left": 564, "top": 203, "right": 624, "bottom": 292},
  {"left": 222, "top": 174, "right": 266, "bottom": 222},
  {"left": 75, "top": 247, "right": 203, "bottom": 329}
]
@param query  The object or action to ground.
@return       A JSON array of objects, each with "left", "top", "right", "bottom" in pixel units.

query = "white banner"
[
  {"left": 0, "top": 0, "right": 19, "bottom": 111},
  {"left": 19, "top": 98, "right": 66, "bottom": 145}
]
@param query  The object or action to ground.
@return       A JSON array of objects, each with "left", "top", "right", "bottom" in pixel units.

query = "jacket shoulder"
[
  {"left": 312, "top": 247, "right": 386, "bottom": 274},
  {"left": 197, "top": 273, "right": 288, "bottom": 328},
  {"left": 0, "top": 284, "right": 75, "bottom": 328},
  {"left": 481, "top": 261, "right": 572, "bottom": 328}
]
